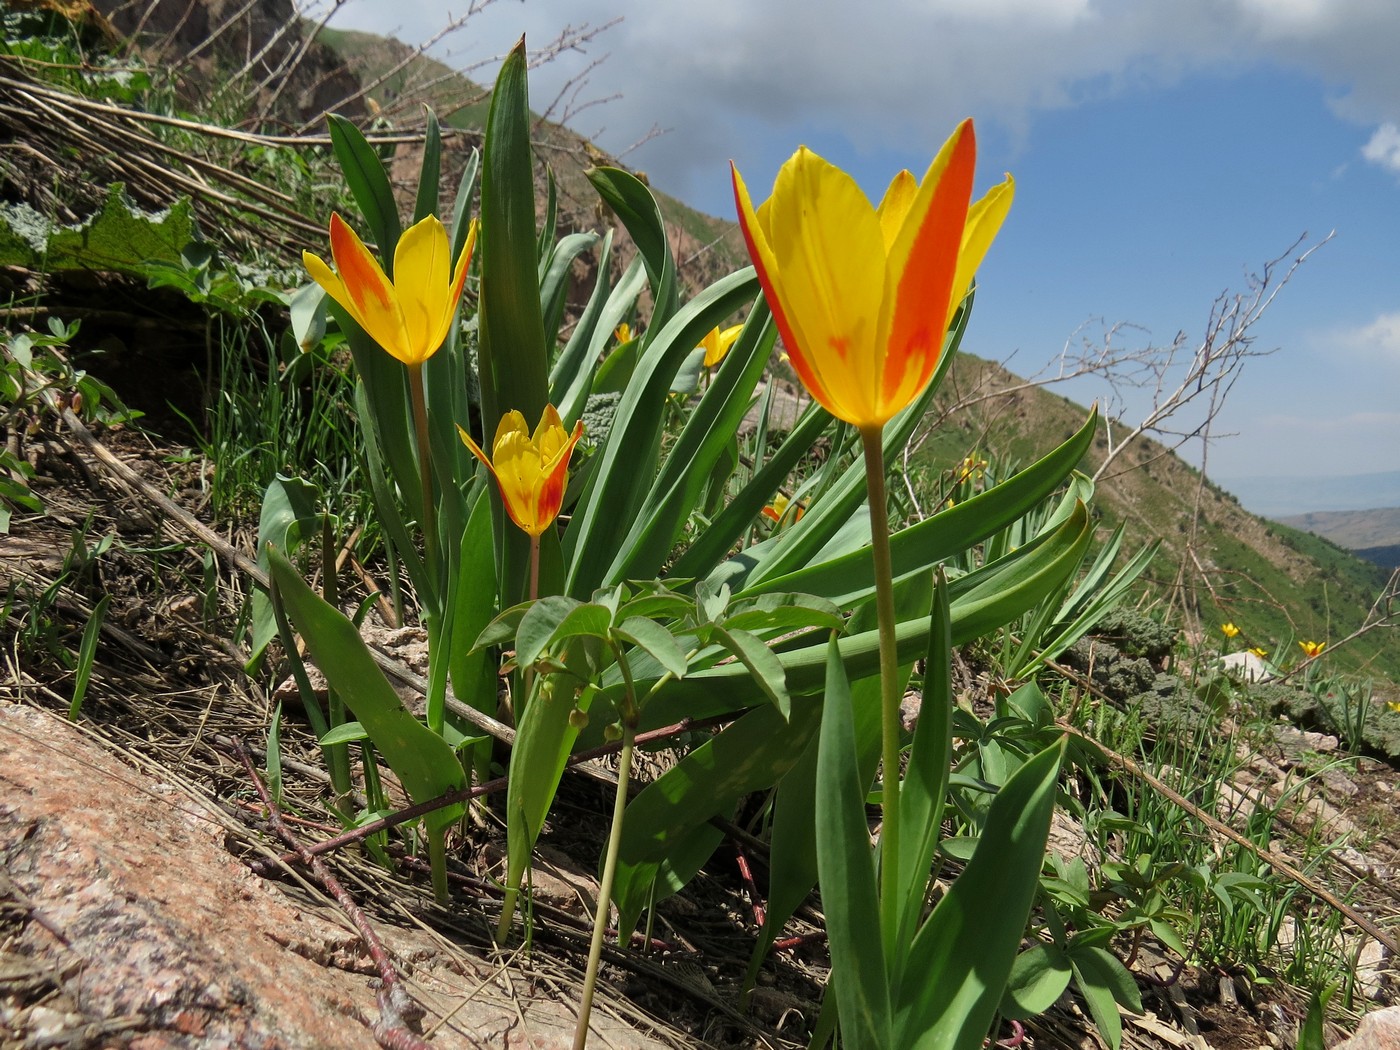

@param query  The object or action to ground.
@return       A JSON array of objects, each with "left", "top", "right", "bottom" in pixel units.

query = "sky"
[{"left": 308, "top": 0, "right": 1400, "bottom": 497}]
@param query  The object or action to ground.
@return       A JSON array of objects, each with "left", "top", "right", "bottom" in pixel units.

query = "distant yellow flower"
[
  {"left": 614, "top": 322, "right": 633, "bottom": 343},
  {"left": 303, "top": 213, "right": 475, "bottom": 367},
  {"left": 700, "top": 324, "right": 744, "bottom": 368},
  {"left": 1387, "top": 700, "right": 1400, "bottom": 713},
  {"left": 458, "top": 406, "right": 583, "bottom": 537},
  {"left": 762, "top": 494, "right": 805, "bottom": 525},
  {"left": 1221, "top": 622, "right": 1241, "bottom": 639},
  {"left": 1298, "top": 640, "right": 1326, "bottom": 658},
  {"left": 1249, "top": 647, "right": 1268, "bottom": 658},
  {"left": 731, "top": 119, "right": 1012, "bottom": 429}
]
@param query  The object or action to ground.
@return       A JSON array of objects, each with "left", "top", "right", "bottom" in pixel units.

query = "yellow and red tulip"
[
  {"left": 1221, "top": 622, "right": 1241, "bottom": 639},
  {"left": 1298, "top": 640, "right": 1325, "bottom": 658},
  {"left": 700, "top": 324, "right": 745, "bottom": 368},
  {"left": 762, "top": 493, "right": 805, "bottom": 525},
  {"left": 303, "top": 212, "right": 476, "bottom": 367},
  {"left": 458, "top": 406, "right": 583, "bottom": 537},
  {"left": 1249, "top": 646, "right": 1268, "bottom": 658},
  {"left": 731, "top": 119, "right": 1012, "bottom": 429}
]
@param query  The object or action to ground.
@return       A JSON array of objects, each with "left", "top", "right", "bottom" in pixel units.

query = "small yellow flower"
[
  {"left": 1249, "top": 647, "right": 1268, "bottom": 658},
  {"left": 1387, "top": 700, "right": 1400, "bottom": 713},
  {"left": 1298, "top": 640, "right": 1326, "bottom": 658},
  {"left": 614, "top": 322, "right": 633, "bottom": 343},
  {"left": 1221, "top": 622, "right": 1241, "bottom": 639},
  {"left": 700, "top": 324, "right": 745, "bottom": 368},
  {"left": 303, "top": 213, "right": 476, "bottom": 367},
  {"left": 762, "top": 493, "right": 805, "bottom": 525},
  {"left": 731, "top": 119, "right": 1012, "bottom": 429},
  {"left": 458, "top": 406, "right": 583, "bottom": 537}
]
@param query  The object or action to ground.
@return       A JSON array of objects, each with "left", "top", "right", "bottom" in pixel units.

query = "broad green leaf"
[
  {"left": 1001, "top": 943, "right": 1073, "bottom": 1019},
  {"left": 1068, "top": 945, "right": 1141, "bottom": 1050},
  {"left": 615, "top": 616, "right": 688, "bottom": 681},
  {"left": 267, "top": 546, "right": 465, "bottom": 834},
  {"left": 815, "top": 635, "right": 892, "bottom": 1050},
  {"left": 895, "top": 739, "right": 1064, "bottom": 1050},
  {"left": 612, "top": 699, "right": 820, "bottom": 932},
  {"left": 587, "top": 166, "right": 677, "bottom": 327},
  {"left": 327, "top": 114, "right": 401, "bottom": 272}
]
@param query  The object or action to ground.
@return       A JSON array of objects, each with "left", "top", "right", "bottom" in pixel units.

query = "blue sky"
[{"left": 311, "top": 0, "right": 1400, "bottom": 491}]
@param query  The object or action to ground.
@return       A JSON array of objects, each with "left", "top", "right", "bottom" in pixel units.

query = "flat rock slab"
[{"left": 0, "top": 703, "right": 664, "bottom": 1049}]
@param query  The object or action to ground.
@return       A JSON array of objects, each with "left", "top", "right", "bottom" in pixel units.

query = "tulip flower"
[
  {"left": 1221, "top": 622, "right": 1241, "bottom": 639},
  {"left": 700, "top": 324, "right": 745, "bottom": 368},
  {"left": 458, "top": 406, "right": 584, "bottom": 539},
  {"left": 303, "top": 212, "right": 476, "bottom": 367},
  {"left": 1249, "top": 647, "right": 1269, "bottom": 658},
  {"left": 1298, "top": 640, "right": 1326, "bottom": 658},
  {"left": 614, "top": 322, "right": 633, "bottom": 343},
  {"left": 731, "top": 119, "right": 1012, "bottom": 429},
  {"left": 733, "top": 119, "right": 1012, "bottom": 946},
  {"left": 762, "top": 494, "right": 805, "bottom": 525}
]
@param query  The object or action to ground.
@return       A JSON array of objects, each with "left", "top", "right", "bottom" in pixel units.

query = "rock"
[
  {"left": 1222, "top": 651, "right": 1272, "bottom": 683},
  {"left": 1333, "top": 1006, "right": 1400, "bottom": 1050},
  {"left": 0, "top": 704, "right": 664, "bottom": 1049}
]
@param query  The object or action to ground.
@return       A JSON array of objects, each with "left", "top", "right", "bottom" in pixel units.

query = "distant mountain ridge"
[{"left": 1213, "top": 469, "right": 1400, "bottom": 518}]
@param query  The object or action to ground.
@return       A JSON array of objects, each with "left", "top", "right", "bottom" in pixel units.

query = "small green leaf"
[
  {"left": 1001, "top": 943, "right": 1073, "bottom": 1019},
  {"left": 615, "top": 616, "right": 688, "bottom": 681},
  {"left": 713, "top": 626, "right": 789, "bottom": 720}
]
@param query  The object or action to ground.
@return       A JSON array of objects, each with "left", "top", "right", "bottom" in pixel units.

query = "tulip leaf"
[
  {"left": 587, "top": 166, "right": 678, "bottom": 328},
  {"left": 266, "top": 545, "right": 465, "bottom": 835},
  {"left": 540, "top": 230, "right": 600, "bottom": 347},
  {"left": 563, "top": 268, "right": 760, "bottom": 596},
  {"left": 248, "top": 474, "right": 324, "bottom": 669},
  {"left": 815, "top": 634, "right": 892, "bottom": 1050},
  {"left": 450, "top": 147, "right": 480, "bottom": 264},
  {"left": 412, "top": 106, "right": 441, "bottom": 224},
  {"left": 326, "top": 114, "right": 401, "bottom": 275},
  {"left": 550, "top": 229, "right": 624, "bottom": 425},
  {"left": 893, "top": 739, "right": 1063, "bottom": 1050},
  {"left": 895, "top": 573, "right": 954, "bottom": 953},
  {"left": 605, "top": 299, "right": 772, "bottom": 584},
  {"left": 737, "top": 409, "right": 1097, "bottom": 604},
  {"left": 635, "top": 503, "right": 1093, "bottom": 729}
]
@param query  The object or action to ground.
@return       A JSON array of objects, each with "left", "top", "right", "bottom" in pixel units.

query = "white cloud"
[
  {"left": 1327, "top": 310, "right": 1400, "bottom": 362},
  {"left": 314, "top": 0, "right": 1400, "bottom": 205},
  {"left": 1362, "top": 123, "right": 1400, "bottom": 174}
]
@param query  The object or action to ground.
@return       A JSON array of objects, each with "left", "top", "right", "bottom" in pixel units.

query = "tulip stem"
[
  {"left": 407, "top": 363, "right": 437, "bottom": 570},
  {"left": 859, "top": 424, "right": 901, "bottom": 941}
]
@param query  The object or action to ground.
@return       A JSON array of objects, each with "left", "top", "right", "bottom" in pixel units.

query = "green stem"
[
  {"left": 575, "top": 721, "right": 633, "bottom": 1050},
  {"left": 859, "top": 424, "right": 901, "bottom": 947},
  {"left": 407, "top": 362, "right": 437, "bottom": 571},
  {"left": 428, "top": 825, "right": 448, "bottom": 904}
]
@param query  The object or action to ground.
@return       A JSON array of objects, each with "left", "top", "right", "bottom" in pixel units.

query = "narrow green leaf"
[
  {"left": 68, "top": 593, "right": 109, "bottom": 720},
  {"left": 412, "top": 106, "right": 442, "bottom": 224},
  {"left": 713, "top": 626, "right": 789, "bottom": 719},
  {"left": 326, "top": 114, "right": 401, "bottom": 272},
  {"left": 1069, "top": 947, "right": 1130, "bottom": 1050},
  {"left": 586, "top": 166, "right": 677, "bottom": 326},
  {"left": 249, "top": 474, "right": 324, "bottom": 668},
  {"left": 540, "top": 231, "right": 598, "bottom": 346},
  {"left": 815, "top": 635, "right": 892, "bottom": 1049}
]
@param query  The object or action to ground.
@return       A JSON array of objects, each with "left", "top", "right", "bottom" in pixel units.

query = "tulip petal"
[
  {"left": 877, "top": 170, "right": 918, "bottom": 248},
  {"left": 733, "top": 163, "right": 823, "bottom": 409},
  {"left": 880, "top": 121, "right": 975, "bottom": 413},
  {"left": 763, "top": 148, "right": 888, "bottom": 424},
  {"left": 328, "top": 213, "right": 411, "bottom": 363},
  {"left": 948, "top": 174, "right": 1014, "bottom": 330},
  {"left": 394, "top": 215, "right": 452, "bottom": 365}
]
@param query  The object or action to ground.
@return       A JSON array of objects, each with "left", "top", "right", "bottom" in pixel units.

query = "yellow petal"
[
  {"left": 763, "top": 147, "right": 887, "bottom": 425},
  {"left": 877, "top": 170, "right": 918, "bottom": 247},
  {"left": 393, "top": 215, "right": 452, "bottom": 365},
  {"left": 948, "top": 173, "right": 1014, "bottom": 331}
]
